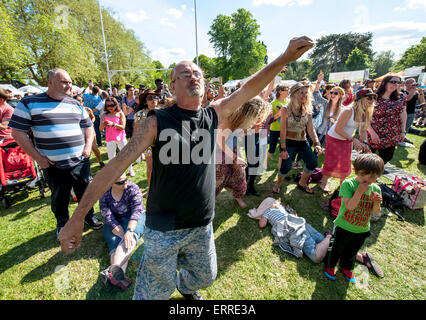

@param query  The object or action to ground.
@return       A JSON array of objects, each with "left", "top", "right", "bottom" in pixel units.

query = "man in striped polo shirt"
[{"left": 9, "top": 69, "right": 103, "bottom": 239}]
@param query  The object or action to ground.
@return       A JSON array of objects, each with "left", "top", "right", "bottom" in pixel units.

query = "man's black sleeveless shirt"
[{"left": 146, "top": 104, "right": 218, "bottom": 231}]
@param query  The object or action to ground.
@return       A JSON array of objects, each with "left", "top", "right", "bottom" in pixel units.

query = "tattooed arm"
[
  {"left": 211, "top": 36, "right": 314, "bottom": 122},
  {"left": 59, "top": 115, "right": 157, "bottom": 254}
]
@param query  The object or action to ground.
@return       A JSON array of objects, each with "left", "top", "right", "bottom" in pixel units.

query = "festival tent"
[
  {"left": 0, "top": 84, "right": 24, "bottom": 96},
  {"left": 19, "top": 85, "right": 44, "bottom": 94},
  {"left": 374, "top": 71, "right": 405, "bottom": 82}
]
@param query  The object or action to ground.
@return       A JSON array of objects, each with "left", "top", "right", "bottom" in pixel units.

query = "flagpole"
[
  {"left": 98, "top": 0, "right": 112, "bottom": 90},
  {"left": 194, "top": 0, "right": 199, "bottom": 65}
]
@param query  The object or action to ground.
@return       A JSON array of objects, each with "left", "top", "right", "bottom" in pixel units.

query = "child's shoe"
[
  {"left": 324, "top": 267, "right": 336, "bottom": 280},
  {"left": 340, "top": 268, "right": 356, "bottom": 283}
]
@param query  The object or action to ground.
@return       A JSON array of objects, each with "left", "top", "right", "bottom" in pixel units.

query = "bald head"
[{"left": 46, "top": 68, "right": 73, "bottom": 99}]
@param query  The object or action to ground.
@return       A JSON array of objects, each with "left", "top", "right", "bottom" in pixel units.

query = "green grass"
[{"left": 0, "top": 133, "right": 425, "bottom": 300}]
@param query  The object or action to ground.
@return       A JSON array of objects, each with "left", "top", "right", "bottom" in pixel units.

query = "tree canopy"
[
  {"left": 0, "top": 0, "right": 162, "bottom": 89},
  {"left": 393, "top": 37, "right": 426, "bottom": 72},
  {"left": 208, "top": 8, "right": 267, "bottom": 82}
]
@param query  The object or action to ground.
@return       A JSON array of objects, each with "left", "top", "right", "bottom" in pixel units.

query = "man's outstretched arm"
[
  {"left": 211, "top": 36, "right": 314, "bottom": 121},
  {"left": 59, "top": 115, "right": 157, "bottom": 254}
]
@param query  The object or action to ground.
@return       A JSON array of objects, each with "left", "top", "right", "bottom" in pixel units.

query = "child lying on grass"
[{"left": 248, "top": 197, "right": 383, "bottom": 277}]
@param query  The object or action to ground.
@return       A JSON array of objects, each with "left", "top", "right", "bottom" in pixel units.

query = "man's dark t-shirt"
[
  {"left": 403, "top": 90, "right": 418, "bottom": 114},
  {"left": 146, "top": 104, "right": 218, "bottom": 231}
]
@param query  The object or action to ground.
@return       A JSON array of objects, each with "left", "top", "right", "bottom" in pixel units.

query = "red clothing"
[
  {"left": 368, "top": 97, "right": 405, "bottom": 149},
  {"left": 343, "top": 93, "right": 353, "bottom": 106},
  {"left": 0, "top": 103, "right": 13, "bottom": 139}
]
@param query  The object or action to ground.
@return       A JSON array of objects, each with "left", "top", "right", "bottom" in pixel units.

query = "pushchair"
[{"left": 0, "top": 138, "right": 47, "bottom": 209}]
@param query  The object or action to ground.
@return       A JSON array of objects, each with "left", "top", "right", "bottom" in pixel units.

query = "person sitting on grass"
[
  {"left": 248, "top": 197, "right": 384, "bottom": 276},
  {"left": 100, "top": 174, "right": 146, "bottom": 290},
  {"left": 323, "top": 153, "right": 385, "bottom": 283}
]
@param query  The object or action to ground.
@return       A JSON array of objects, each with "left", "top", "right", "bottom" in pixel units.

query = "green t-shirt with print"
[
  {"left": 334, "top": 177, "right": 381, "bottom": 233},
  {"left": 270, "top": 98, "right": 288, "bottom": 132}
]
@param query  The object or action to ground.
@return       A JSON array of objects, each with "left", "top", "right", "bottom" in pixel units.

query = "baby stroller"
[{"left": 0, "top": 138, "right": 47, "bottom": 209}]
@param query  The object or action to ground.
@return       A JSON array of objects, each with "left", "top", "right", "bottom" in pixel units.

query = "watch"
[{"left": 126, "top": 227, "right": 135, "bottom": 233}]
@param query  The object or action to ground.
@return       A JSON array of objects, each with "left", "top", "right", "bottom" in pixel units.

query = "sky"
[{"left": 99, "top": 0, "right": 426, "bottom": 68}]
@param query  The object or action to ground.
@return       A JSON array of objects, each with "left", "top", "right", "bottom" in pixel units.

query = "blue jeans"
[
  {"left": 102, "top": 215, "right": 146, "bottom": 254},
  {"left": 279, "top": 141, "right": 318, "bottom": 177},
  {"left": 303, "top": 223, "right": 324, "bottom": 263},
  {"left": 133, "top": 222, "right": 217, "bottom": 300}
]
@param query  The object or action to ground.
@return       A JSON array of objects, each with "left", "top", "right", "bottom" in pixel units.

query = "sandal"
[
  {"left": 297, "top": 184, "right": 313, "bottom": 194},
  {"left": 362, "top": 252, "right": 384, "bottom": 278},
  {"left": 272, "top": 185, "right": 281, "bottom": 194}
]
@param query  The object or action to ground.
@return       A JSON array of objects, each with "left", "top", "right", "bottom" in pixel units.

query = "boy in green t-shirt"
[
  {"left": 324, "top": 153, "right": 384, "bottom": 283},
  {"left": 267, "top": 84, "right": 289, "bottom": 169}
]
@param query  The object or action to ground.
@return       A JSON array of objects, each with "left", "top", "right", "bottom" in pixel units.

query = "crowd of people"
[{"left": 0, "top": 35, "right": 425, "bottom": 300}]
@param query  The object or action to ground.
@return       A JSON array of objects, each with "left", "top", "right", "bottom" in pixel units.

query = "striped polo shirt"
[
  {"left": 263, "top": 206, "right": 289, "bottom": 225},
  {"left": 8, "top": 93, "right": 93, "bottom": 169}
]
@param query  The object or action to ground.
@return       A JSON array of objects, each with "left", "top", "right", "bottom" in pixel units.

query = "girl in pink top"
[{"left": 100, "top": 97, "right": 135, "bottom": 177}]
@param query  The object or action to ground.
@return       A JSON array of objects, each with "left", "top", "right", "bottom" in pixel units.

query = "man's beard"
[{"left": 186, "top": 83, "right": 203, "bottom": 97}]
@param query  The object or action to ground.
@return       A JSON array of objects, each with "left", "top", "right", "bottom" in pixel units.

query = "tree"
[
  {"left": 2, "top": 0, "right": 153, "bottom": 87},
  {"left": 309, "top": 32, "right": 373, "bottom": 80},
  {"left": 193, "top": 54, "right": 214, "bottom": 79},
  {"left": 208, "top": 8, "right": 266, "bottom": 81},
  {"left": 345, "top": 47, "right": 372, "bottom": 71},
  {"left": 393, "top": 37, "right": 426, "bottom": 71},
  {"left": 372, "top": 51, "right": 395, "bottom": 78},
  {"left": 0, "top": 5, "right": 28, "bottom": 80},
  {"left": 281, "top": 60, "right": 314, "bottom": 81}
]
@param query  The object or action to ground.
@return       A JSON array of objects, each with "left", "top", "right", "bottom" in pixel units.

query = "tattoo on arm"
[{"left": 116, "top": 115, "right": 157, "bottom": 162}]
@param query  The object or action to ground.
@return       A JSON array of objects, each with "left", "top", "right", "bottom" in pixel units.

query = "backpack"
[
  {"left": 379, "top": 183, "right": 405, "bottom": 221},
  {"left": 294, "top": 168, "right": 323, "bottom": 184},
  {"left": 328, "top": 188, "right": 341, "bottom": 218}
]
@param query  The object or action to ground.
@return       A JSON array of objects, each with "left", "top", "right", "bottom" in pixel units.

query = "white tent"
[
  {"left": 0, "top": 84, "right": 24, "bottom": 96},
  {"left": 19, "top": 85, "right": 44, "bottom": 94},
  {"left": 223, "top": 80, "right": 240, "bottom": 88}
]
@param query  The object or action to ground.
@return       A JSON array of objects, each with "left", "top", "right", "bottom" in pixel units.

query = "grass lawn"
[{"left": 0, "top": 132, "right": 425, "bottom": 300}]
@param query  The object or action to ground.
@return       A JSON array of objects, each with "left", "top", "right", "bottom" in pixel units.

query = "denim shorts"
[
  {"left": 102, "top": 213, "right": 146, "bottom": 254},
  {"left": 303, "top": 223, "right": 324, "bottom": 263}
]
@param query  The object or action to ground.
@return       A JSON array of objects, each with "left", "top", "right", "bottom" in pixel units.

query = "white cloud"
[
  {"left": 252, "top": 0, "right": 312, "bottom": 6},
  {"left": 125, "top": 10, "right": 150, "bottom": 23},
  {"left": 373, "top": 34, "right": 422, "bottom": 57},
  {"left": 355, "top": 21, "right": 426, "bottom": 33},
  {"left": 181, "top": 4, "right": 187, "bottom": 10},
  {"left": 406, "top": 0, "right": 426, "bottom": 9},
  {"left": 166, "top": 8, "right": 183, "bottom": 19},
  {"left": 160, "top": 17, "right": 176, "bottom": 28},
  {"left": 152, "top": 47, "right": 187, "bottom": 66},
  {"left": 393, "top": 7, "right": 407, "bottom": 12}
]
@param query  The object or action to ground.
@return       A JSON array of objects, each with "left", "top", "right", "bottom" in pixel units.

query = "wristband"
[{"left": 401, "top": 131, "right": 407, "bottom": 134}]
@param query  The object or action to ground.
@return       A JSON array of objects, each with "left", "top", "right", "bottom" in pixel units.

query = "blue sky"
[{"left": 100, "top": 0, "right": 426, "bottom": 68}]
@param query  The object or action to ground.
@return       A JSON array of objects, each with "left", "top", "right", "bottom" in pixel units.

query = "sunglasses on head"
[
  {"left": 389, "top": 80, "right": 402, "bottom": 85},
  {"left": 114, "top": 179, "right": 127, "bottom": 185}
]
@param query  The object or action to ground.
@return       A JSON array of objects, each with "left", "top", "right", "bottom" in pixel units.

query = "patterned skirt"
[
  {"left": 322, "top": 134, "right": 353, "bottom": 178},
  {"left": 215, "top": 163, "right": 247, "bottom": 199}
]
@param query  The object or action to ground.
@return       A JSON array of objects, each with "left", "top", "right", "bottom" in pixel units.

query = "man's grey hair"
[{"left": 47, "top": 68, "right": 61, "bottom": 81}]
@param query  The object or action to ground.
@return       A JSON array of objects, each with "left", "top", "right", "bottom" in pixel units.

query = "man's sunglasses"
[
  {"left": 115, "top": 179, "right": 127, "bottom": 185},
  {"left": 389, "top": 80, "right": 402, "bottom": 85}
]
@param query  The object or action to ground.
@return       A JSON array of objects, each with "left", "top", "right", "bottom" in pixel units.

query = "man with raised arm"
[{"left": 59, "top": 36, "right": 314, "bottom": 300}]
